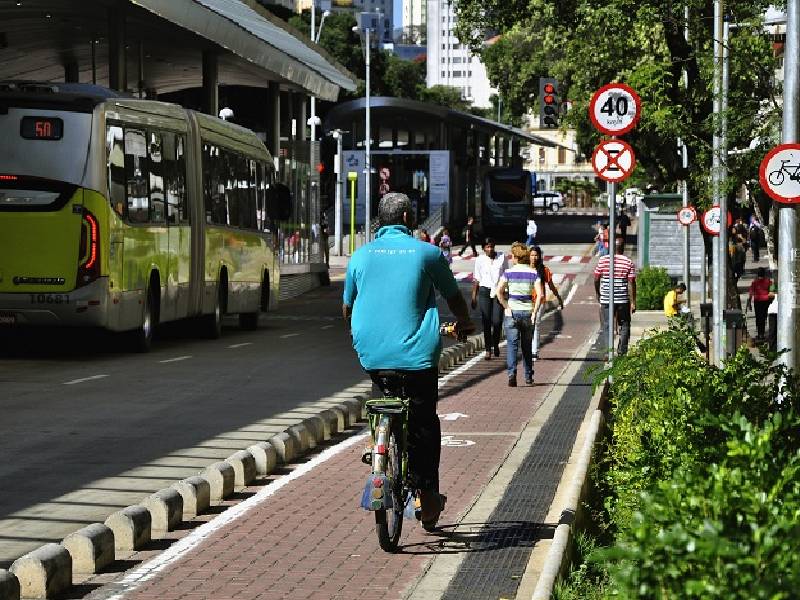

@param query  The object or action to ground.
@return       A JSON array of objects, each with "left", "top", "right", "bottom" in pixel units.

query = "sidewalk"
[{"left": 80, "top": 278, "right": 600, "bottom": 600}]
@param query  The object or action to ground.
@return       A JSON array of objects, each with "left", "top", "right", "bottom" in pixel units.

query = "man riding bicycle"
[{"left": 343, "top": 192, "right": 475, "bottom": 530}]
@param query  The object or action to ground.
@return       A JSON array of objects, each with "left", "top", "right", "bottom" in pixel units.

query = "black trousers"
[
  {"left": 478, "top": 287, "right": 503, "bottom": 352},
  {"left": 600, "top": 303, "right": 631, "bottom": 355},
  {"left": 369, "top": 367, "right": 440, "bottom": 493},
  {"left": 458, "top": 241, "right": 477, "bottom": 256},
  {"left": 754, "top": 300, "right": 770, "bottom": 338}
]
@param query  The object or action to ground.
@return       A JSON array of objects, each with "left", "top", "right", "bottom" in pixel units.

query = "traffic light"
[{"left": 539, "top": 77, "right": 559, "bottom": 129}]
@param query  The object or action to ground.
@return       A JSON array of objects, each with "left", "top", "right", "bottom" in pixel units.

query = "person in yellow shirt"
[{"left": 664, "top": 283, "right": 687, "bottom": 318}]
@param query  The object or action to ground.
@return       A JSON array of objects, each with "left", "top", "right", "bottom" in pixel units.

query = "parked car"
[{"left": 532, "top": 191, "right": 565, "bottom": 212}]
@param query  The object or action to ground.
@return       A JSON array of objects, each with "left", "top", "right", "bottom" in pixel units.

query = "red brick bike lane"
[{"left": 88, "top": 280, "right": 599, "bottom": 600}]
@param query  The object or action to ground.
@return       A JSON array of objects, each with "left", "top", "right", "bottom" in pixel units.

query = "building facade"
[{"left": 425, "top": 0, "right": 495, "bottom": 109}]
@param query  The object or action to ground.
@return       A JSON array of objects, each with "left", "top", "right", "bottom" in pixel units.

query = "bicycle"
[
  {"left": 359, "top": 322, "right": 467, "bottom": 553},
  {"left": 768, "top": 158, "right": 800, "bottom": 186}
]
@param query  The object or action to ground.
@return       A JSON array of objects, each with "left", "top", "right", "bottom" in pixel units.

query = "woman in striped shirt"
[{"left": 496, "top": 243, "right": 544, "bottom": 386}]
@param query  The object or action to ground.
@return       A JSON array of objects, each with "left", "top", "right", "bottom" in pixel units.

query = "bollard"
[
  {"left": 171, "top": 476, "right": 211, "bottom": 519},
  {"left": 202, "top": 462, "right": 235, "bottom": 502},
  {"left": 62, "top": 523, "right": 114, "bottom": 575},
  {"left": 226, "top": 450, "right": 257, "bottom": 488},
  {"left": 10, "top": 544, "right": 71, "bottom": 599},
  {"left": 141, "top": 489, "right": 183, "bottom": 538},
  {"left": 105, "top": 506, "right": 151, "bottom": 553},
  {"left": 247, "top": 442, "right": 278, "bottom": 477}
]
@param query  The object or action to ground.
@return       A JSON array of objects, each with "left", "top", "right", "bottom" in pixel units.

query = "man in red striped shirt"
[{"left": 594, "top": 238, "right": 637, "bottom": 355}]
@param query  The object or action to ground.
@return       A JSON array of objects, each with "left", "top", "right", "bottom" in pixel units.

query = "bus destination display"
[{"left": 20, "top": 116, "right": 63, "bottom": 140}]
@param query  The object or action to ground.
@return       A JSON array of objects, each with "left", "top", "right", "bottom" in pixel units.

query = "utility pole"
[
  {"left": 332, "top": 129, "right": 344, "bottom": 256},
  {"left": 712, "top": 0, "right": 726, "bottom": 365},
  {"left": 365, "top": 24, "right": 372, "bottom": 243},
  {"left": 779, "top": 0, "right": 800, "bottom": 371},
  {"left": 681, "top": 5, "right": 691, "bottom": 306}
]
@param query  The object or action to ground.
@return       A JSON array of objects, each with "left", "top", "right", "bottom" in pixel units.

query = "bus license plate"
[{"left": 0, "top": 312, "right": 16, "bottom": 326}]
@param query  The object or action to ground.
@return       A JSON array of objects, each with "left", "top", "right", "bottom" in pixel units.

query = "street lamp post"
[
  {"left": 712, "top": 0, "right": 726, "bottom": 365},
  {"left": 365, "top": 24, "right": 372, "bottom": 243},
  {"left": 331, "top": 129, "right": 346, "bottom": 256}
]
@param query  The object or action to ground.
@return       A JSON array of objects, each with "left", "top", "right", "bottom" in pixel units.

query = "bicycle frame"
[{"left": 360, "top": 397, "right": 409, "bottom": 511}]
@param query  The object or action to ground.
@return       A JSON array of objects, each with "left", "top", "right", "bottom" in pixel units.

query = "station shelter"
[
  {"left": 322, "top": 97, "right": 555, "bottom": 246},
  {"left": 0, "top": 0, "right": 356, "bottom": 293}
]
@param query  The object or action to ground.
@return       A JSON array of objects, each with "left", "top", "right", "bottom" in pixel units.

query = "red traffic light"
[
  {"left": 544, "top": 95, "right": 555, "bottom": 105},
  {"left": 316, "top": 163, "right": 325, "bottom": 174},
  {"left": 544, "top": 83, "right": 555, "bottom": 94}
]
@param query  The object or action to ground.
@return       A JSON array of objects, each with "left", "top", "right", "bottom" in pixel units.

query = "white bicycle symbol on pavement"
[{"left": 440, "top": 435, "right": 475, "bottom": 447}]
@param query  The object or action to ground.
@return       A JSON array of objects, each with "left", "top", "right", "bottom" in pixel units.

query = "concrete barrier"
[
  {"left": 327, "top": 405, "right": 348, "bottom": 432},
  {"left": 171, "top": 476, "right": 211, "bottom": 519},
  {"left": 247, "top": 442, "right": 277, "bottom": 477},
  {"left": 0, "top": 570, "right": 19, "bottom": 600},
  {"left": 268, "top": 431, "right": 298, "bottom": 464},
  {"left": 302, "top": 415, "right": 326, "bottom": 445},
  {"left": 340, "top": 398, "right": 363, "bottom": 424},
  {"left": 62, "top": 523, "right": 114, "bottom": 575},
  {"left": 10, "top": 543, "right": 71, "bottom": 599},
  {"left": 202, "top": 462, "right": 235, "bottom": 502},
  {"left": 286, "top": 424, "right": 311, "bottom": 452},
  {"left": 105, "top": 506, "right": 151, "bottom": 553},
  {"left": 141, "top": 489, "right": 183, "bottom": 538},
  {"left": 226, "top": 450, "right": 257, "bottom": 488},
  {"left": 317, "top": 409, "right": 340, "bottom": 440}
]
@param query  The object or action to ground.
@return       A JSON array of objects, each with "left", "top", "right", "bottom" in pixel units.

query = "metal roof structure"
[
  {"left": 324, "top": 97, "right": 558, "bottom": 146},
  {"left": 0, "top": 0, "right": 355, "bottom": 101}
]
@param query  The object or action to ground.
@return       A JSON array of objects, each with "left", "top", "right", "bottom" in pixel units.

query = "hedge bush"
[
  {"left": 556, "top": 323, "right": 800, "bottom": 599},
  {"left": 635, "top": 266, "right": 673, "bottom": 310}
]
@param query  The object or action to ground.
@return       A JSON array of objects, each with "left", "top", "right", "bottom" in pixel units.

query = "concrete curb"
[
  {"left": 529, "top": 382, "right": 606, "bottom": 600},
  {"left": 62, "top": 523, "right": 114, "bottom": 575},
  {"left": 141, "top": 489, "right": 183, "bottom": 539},
  {"left": 171, "top": 476, "right": 211, "bottom": 520},
  {"left": 5, "top": 337, "right": 488, "bottom": 600},
  {"left": 105, "top": 506, "right": 151, "bottom": 553},
  {"left": 0, "top": 570, "right": 20, "bottom": 600},
  {"left": 9, "top": 543, "right": 71, "bottom": 600}
]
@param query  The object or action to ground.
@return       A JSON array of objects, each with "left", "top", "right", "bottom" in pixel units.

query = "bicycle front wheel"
[
  {"left": 768, "top": 170, "right": 785, "bottom": 186},
  {"left": 375, "top": 424, "right": 404, "bottom": 552}
]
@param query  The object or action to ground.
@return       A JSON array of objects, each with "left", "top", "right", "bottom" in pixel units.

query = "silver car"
[{"left": 532, "top": 191, "right": 564, "bottom": 212}]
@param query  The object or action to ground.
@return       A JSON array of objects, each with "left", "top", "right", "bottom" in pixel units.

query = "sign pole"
[
  {"left": 348, "top": 172, "right": 357, "bottom": 254},
  {"left": 608, "top": 180, "right": 616, "bottom": 363},
  {"left": 364, "top": 25, "right": 372, "bottom": 243},
  {"left": 333, "top": 131, "right": 343, "bottom": 256},
  {"left": 779, "top": 0, "right": 800, "bottom": 371},
  {"left": 712, "top": 0, "right": 725, "bottom": 366}
]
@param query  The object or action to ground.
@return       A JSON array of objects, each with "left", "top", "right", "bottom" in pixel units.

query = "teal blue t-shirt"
[{"left": 343, "top": 225, "right": 460, "bottom": 371}]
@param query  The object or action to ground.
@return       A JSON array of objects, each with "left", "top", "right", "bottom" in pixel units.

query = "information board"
[{"left": 645, "top": 211, "right": 705, "bottom": 276}]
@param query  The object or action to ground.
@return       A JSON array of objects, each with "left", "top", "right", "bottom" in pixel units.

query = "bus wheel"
[
  {"left": 133, "top": 287, "right": 156, "bottom": 352},
  {"left": 203, "top": 286, "right": 223, "bottom": 339}
]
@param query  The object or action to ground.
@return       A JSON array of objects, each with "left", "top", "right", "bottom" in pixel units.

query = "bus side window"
[
  {"left": 224, "top": 150, "right": 241, "bottom": 228},
  {"left": 124, "top": 128, "right": 149, "bottom": 223},
  {"left": 243, "top": 159, "right": 258, "bottom": 230},
  {"left": 256, "top": 161, "right": 272, "bottom": 232},
  {"left": 163, "top": 133, "right": 188, "bottom": 225},
  {"left": 148, "top": 131, "right": 165, "bottom": 224},
  {"left": 106, "top": 125, "right": 126, "bottom": 217}
]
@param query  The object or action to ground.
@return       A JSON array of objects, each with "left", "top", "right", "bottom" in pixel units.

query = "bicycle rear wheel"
[{"left": 375, "top": 421, "right": 404, "bottom": 552}]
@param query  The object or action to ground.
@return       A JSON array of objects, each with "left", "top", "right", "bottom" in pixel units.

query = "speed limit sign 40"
[{"left": 589, "top": 83, "right": 641, "bottom": 136}]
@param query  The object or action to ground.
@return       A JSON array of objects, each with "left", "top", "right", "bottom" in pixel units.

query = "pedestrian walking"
[
  {"left": 746, "top": 267, "right": 773, "bottom": 341},
  {"left": 470, "top": 238, "right": 507, "bottom": 360},
  {"left": 320, "top": 213, "right": 330, "bottom": 265},
  {"left": 525, "top": 213, "right": 538, "bottom": 247},
  {"left": 530, "top": 246, "right": 563, "bottom": 360},
  {"left": 457, "top": 216, "right": 478, "bottom": 257},
  {"left": 749, "top": 219, "right": 763, "bottom": 262},
  {"left": 439, "top": 228, "right": 453, "bottom": 264},
  {"left": 730, "top": 236, "right": 747, "bottom": 281},
  {"left": 496, "top": 243, "right": 544, "bottom": 386},
  {"left": 618, "top": 211, "right": 631, "bottom": 246},
  {"left": 594, "top": 237, "right": 637, "bottom": 356},
  {"left": 419, "top": 228, "right": 431, "bottom": 243}
]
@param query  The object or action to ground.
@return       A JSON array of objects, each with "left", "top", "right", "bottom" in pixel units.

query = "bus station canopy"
[{"left": 0, "top": 0, "right": 356, "bottom": 101}]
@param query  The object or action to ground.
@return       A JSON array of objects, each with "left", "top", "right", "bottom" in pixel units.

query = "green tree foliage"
[
  {"left": 451, "top": 0, "right": 782, "bottom": 207},
  {"left": 288, "top": 11, "right": 427, "bottom": 101},
  {"left": 418, "top": 85, "right": 471, "bottom": 111}
]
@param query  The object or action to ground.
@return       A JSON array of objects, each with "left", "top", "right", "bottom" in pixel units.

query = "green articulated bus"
[{"left": 0, "top": 82, "right": 291, "bottom": 351}]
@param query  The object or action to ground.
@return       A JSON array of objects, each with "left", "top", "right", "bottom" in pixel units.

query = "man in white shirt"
[{"left": 471, "top": 238, "right": 508, "bottom": 360}]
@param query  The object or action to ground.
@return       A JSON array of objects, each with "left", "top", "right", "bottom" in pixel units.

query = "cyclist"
[{"left": 343, "top": 192, "right": 475, "bottom": 530}]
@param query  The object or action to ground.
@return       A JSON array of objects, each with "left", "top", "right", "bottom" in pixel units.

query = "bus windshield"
[
  {"left": 487, "top": 171, "right": 529, "bottom": 203},
  {"left": 0, "top": 107, "right": 92, "bottom": 188}
]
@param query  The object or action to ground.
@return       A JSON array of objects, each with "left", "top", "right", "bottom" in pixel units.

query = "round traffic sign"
[
  {"left": 677, "top": 206, "right": 697, "bottom": 226},
  {"left": 589, "top": 83, "right": 641, "bottom": 136},
  {"left": 591, "top": 140, "right": 636, "bottom": 183},
  {"left": 700, "top": 205, "right": 732, "bottom": 236},
  {"left": 759, "top": 143, "right": 800, "bottom": 204}
]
